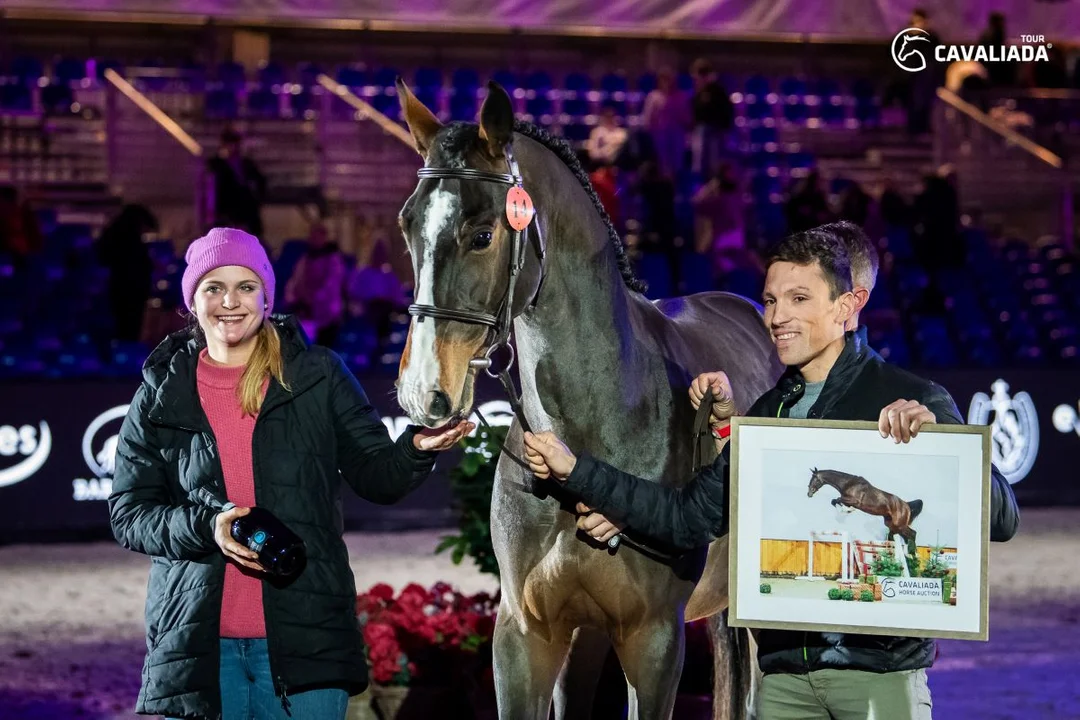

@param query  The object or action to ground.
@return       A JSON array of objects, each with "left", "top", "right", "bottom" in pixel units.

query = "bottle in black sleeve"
[{"left": 230, "top": 507, "right": 307, "bottom": 576}]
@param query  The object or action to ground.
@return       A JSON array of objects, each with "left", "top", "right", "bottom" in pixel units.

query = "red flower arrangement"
[{"left": 357, "top": 582, "right": 499, "bottom": 687}]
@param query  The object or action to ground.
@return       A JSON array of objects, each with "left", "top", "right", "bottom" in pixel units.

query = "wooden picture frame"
[{"left": 728, "top": 417, "right": 991, "bottom": 641}]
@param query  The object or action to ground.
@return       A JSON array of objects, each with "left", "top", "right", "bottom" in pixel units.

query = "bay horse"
[
  {"left": 807, "top": 468, "right": 924, "bottom": 552},
  {"left": 393, "top": 79, "right": 782, "bottom": 720}
]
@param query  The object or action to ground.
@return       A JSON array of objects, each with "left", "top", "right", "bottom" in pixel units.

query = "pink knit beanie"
[{"left": 181, "top": 227, "right": 275, "bottom": 314}]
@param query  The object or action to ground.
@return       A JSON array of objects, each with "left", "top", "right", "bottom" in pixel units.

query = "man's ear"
[
  {"left": 853, "top": 287, "right": 870, "bottom": 315},
  {"left": 837, "top": 291, "right": 857, "bottom": 326}
]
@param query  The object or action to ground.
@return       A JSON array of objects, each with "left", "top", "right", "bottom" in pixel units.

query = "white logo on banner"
[
  {"left": 74, "top": 405, "right": 129, "bottom": 502},
  {"left": 968, "top": 379, "right": 1038, "bottom": 484},
  {"left": 891, "top": 28, "right": 932, "bottom": 72},
  {"left": 879, "top": 577, "right": 943, "bottom": 603},
  {"left": 0, "top": 422, "right": 52, "bottom": 488},
  {"left": 1052, "top": 402, "right": 1080, "bottom": 437},
  {"left": 891, "top": 28, "right": 1050, "bottom": 72}
]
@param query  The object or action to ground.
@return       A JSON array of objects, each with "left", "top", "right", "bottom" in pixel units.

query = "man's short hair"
[
  {"left": 766, "top": 228, "right": 854, "bottom": 300},
  {"left": 912, "top": 7, "right": 928, "bottom": 20},
  {"left": 817, "top": 220, "right": 878, "bottom": 292}
]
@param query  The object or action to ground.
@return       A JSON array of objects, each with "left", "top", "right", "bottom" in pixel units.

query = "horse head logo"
[
  {"left": 891, "top": 28, "right": 931, "bottom": 72},
  {"left": 969, "top": 379, "right": 1039, "bottom": 484}
]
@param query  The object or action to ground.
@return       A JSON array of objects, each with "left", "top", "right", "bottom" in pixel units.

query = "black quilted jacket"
[{"left": 108, "top": 316, "right": 437, "bottom": 719}]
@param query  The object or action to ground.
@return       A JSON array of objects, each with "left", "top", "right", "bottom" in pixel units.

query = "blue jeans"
[{"left": 173, "top": 638, "right": 349, "bottom": 720}]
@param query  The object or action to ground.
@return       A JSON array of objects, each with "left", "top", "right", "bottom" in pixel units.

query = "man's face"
[{"left": 763, "top": 261, "right": 855, "bottom": 372}]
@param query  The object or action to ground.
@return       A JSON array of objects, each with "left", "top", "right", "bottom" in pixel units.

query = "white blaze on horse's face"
[{"left": 398, "top": 187, "right": 461, "bottom": 426}]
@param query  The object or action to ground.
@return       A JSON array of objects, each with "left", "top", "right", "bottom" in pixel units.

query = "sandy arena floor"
[{"left": 0, "top": 509, "right": 1078, "bottom": 719}]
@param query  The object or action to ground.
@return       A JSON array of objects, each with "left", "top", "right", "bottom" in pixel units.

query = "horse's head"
[
  {"left": 394, "top": 80, "right": 545, "bottom": 427},
  {"left": 807, "top": 467, "right": 823, "bottom": 497}
]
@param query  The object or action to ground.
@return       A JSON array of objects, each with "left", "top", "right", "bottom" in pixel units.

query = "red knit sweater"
[{"left": 197, "top": 349, "right": 266, "bottom": 638}]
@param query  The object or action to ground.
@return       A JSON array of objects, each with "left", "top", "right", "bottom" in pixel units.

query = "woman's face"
[{"left": 193, "top": 265, "right": 266, "bottom": 350}]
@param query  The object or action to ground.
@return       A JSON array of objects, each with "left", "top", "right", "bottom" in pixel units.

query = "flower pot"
[
  {"left": 347, "top": 689, "right": 379, "bottom": 720},
  {"left": 873, "top": 583, "right": 882, "bottom": 602}
]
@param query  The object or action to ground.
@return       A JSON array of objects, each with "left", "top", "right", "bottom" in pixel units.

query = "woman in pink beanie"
[{"left": 108, "top": 227, "right": 474, "bottom": 720}]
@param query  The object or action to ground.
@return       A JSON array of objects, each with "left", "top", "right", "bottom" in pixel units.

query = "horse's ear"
[
  {"left": 396, "top": 77, "right": 442, "bottom": 159},
  {"left": 478, "top": 81, "right": 515, "bottom": 160}
]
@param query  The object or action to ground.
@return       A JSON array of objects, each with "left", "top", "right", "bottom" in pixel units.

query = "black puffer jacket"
[
  {"left": 108, "top": 316, "right": 437, "bottom": 719},
  {"left": 566, "top": 328, "right": 1019, "bottom": 675}
]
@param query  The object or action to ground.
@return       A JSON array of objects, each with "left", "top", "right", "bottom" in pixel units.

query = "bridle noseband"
[{"left": 407, "top": 144, "right": 545, "bottom": 440}]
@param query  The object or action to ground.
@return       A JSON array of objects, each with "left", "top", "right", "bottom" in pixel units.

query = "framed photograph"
[{"left": 728, "top": 417, "right": 991, "bottom": 641}]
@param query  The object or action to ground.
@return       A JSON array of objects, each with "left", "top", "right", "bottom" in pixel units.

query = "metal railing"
[
  {"left": 934, "top": 87, "right": 1074, "bottom": 248},
  {"left": 103, "top": 68, "right": 208, "bottom": 233}
]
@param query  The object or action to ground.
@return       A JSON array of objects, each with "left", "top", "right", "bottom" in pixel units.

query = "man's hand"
[
  {"left": 413, "top": 421, "right": 477, "bottom": 451},
  {"left": 575, "top": 502, "right": 625, "bottom": 543},
  {"left": 523, "top": 431, "right": 577, "bottom": 481},
  {"left": 878, "top": 399, "right": 936, "bottom": 443},
  {"left": 213, "top": 506, "right": 265, "bottom": 573},
  {"left": 689, "top": 371, "right": 737, "bottom": 425}
]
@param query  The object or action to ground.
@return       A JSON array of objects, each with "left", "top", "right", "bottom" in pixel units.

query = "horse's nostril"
[{"left": 427, "top": 390, "right": 451, "bottom": 419}]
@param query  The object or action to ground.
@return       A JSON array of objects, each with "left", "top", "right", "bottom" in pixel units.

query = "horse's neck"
[
  {"left": 512, "top": 152, "right": 656, "bottom": 440},
  {"left": 515, "top": 269, "right": 652, "bottom": 437}
]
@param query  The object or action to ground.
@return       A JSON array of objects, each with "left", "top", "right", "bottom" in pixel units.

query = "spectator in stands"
[
  {"left": 207, "top": 126, "right": 267, "bottom": 239},
  {"left": 691, "top": 162, "right": 747, "bottom": 277},
  {"left": 347, "top": 239, "right": 404, "bottom": 344},
  {"left": 0, "top": 186, "right": 43, "bottom": 265},
  {"left": 1031, "top": 44, "right": 1069, "bottom": 88},
  {"left": 642, "top": 68, "right": 692, "bottom": 179},
  {"left": 785, "top": 169, "right": 833, "bottom": 234},
  {"left": 97, "top": 203, "right": 159, "bottom": 342},
  {"left": 589, "top": 162, "right": 621, "bottom": 229},
  {"left": 585, "top": 104, "right": 628, "bottom": 167},
  {"left": 913, "top": 165, "right": 963, "bottom": 270},
  {"left": 978, "top": 12, "right": 1017, "bottom": 88},
  {"left": 907, "top": 8, "right": 943, "bottom": 137},
  {"left": 836, "top": 180, "right": 871, "bottom": 228},
  {"left": 636, "top": 159, "right": 682, "bottom": 290},
  {"left": 108, "top": 226, "right": 471, "bottom": 720},
  {"left": 284, "top": 222, "right": 348, "bottom": 346},
  {"left": 689, "top": 58, "right": 734, "bottom": 177},
  {"left": 878, "top": 176, "right": 912, "bottom": 229}
]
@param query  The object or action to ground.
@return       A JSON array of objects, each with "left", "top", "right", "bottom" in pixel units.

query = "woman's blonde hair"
[{"left": 238, "top": 321, "right": 290, "bottom": 416}]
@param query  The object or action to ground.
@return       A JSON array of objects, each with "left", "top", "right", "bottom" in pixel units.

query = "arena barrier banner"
[
  {"left": 3, "top": 0, "right": 1078, "bottom": 43},
  {"left": 0, "top": 368, "right": 1077, "bottom": 540}
]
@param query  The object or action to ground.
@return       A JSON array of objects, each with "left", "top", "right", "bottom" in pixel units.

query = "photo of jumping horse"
[
  {"left": 808, "top": 468, "right": 924, "bottom": 553},
  {"left": 393, "top": 78, "right": 783, "bottom": 720}
]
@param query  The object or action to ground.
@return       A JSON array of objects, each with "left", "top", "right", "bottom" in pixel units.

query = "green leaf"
[
  {"left": 451, "top": 544, "right": 466, "bottom": 565},
  {"left": 434, "top": 535, "right": 461, "bottom": 555}
]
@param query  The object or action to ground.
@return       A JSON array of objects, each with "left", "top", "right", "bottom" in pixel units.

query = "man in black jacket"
[{"left": 522, "top": 227, "right": 1019, "bottom": 719}]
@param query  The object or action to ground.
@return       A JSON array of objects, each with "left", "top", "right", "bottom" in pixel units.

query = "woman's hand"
[
  {"left": 213, "top": 506, "right": 265, "bottom": 573},
  {"left": 413, "top": 421, "right": 477, "bottom": 451}
]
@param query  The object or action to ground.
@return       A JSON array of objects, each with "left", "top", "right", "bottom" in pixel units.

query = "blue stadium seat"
[
  {"left": 336, "top": 65, "right": 371, "bottom": 89},
  {"left": 491, "top": 70, "right": 520, "bottom": 93},
  {"left": 258, "top": 62, "right": 287, "bottom": 87}
]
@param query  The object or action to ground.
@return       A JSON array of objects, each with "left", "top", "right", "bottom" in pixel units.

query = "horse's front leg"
[
  {"left": 493, "top": 606, "right": 572, "bottom": 720},
  {"left": 613, "top": 614, "right": 685, "bottom": 720}
]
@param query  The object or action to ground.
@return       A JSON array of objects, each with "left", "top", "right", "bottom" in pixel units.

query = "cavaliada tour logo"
[{"left": 891, "top": 28, "right": 1051, "bottom": 72}]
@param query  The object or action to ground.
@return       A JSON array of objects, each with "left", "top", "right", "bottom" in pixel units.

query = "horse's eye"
[{"left": 470, "top": 231, "right": 493, "bottom": 250}]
